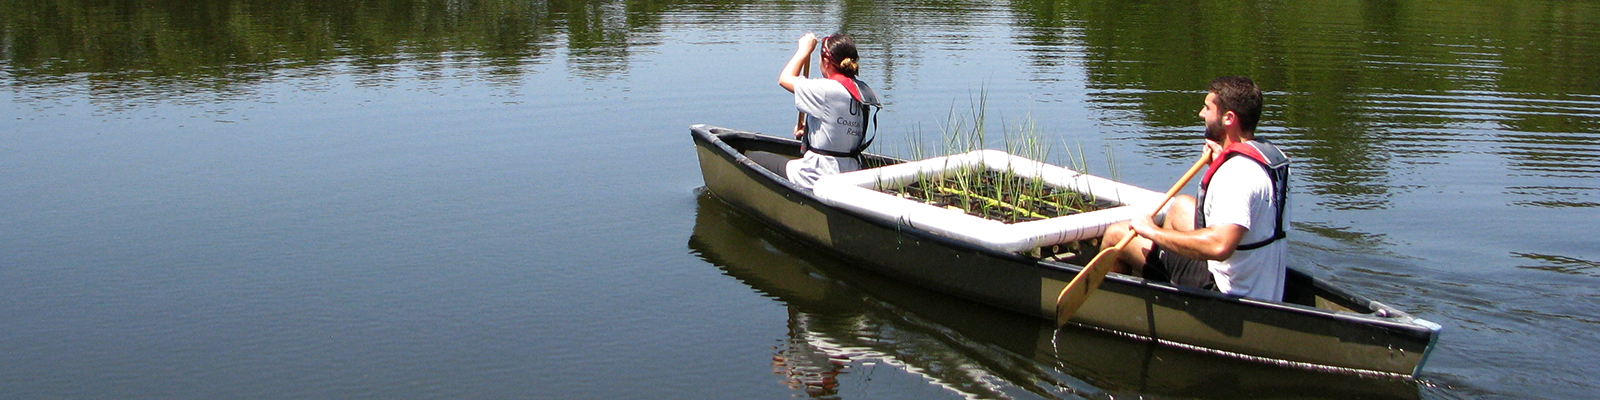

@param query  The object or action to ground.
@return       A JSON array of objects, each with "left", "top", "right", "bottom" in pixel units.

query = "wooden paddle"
[
  {"left": 795, "top": 55, "right": 810, "bottom": 142},
  {"left": 1054, "top": 152, "right": 1212, "bottom": 327}
]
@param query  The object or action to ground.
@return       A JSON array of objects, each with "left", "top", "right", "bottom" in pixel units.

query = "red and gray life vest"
[
  {"left": 1196, "top": 139, "right": 1291, "bottom": 251},
  {"left": 803, "top": 74, "right": 882, "bottom": 158}
]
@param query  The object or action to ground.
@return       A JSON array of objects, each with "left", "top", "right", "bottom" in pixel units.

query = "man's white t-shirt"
[
  {"left": 1201, "top": 156, "right": 1289, "bottom": 301},
  {"left": 788, "top": 78, "right": 866, "bottom": 189}
]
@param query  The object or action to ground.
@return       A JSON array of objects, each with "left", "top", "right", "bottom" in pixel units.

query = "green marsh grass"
[{"left": 882, "top": 93, "right": 1116, "bottom": 225}]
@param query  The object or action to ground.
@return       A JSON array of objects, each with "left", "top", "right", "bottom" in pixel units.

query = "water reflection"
[
  {"left": 8, "top": 0, "right": 1600, "bottom": 204},
  {"left": 1513, "top": 252, "right": 1600, "bottom": 278},
  {"left": 0, "top": 0, "right": 626, "bottom": 94},
  {"left": 1006, "top": 0, "right": 1600, "bottom": 211},
  {"left": 689, "top": 193, "right": 1086, "bottom": 399},
  {"left": 688, "top": 192, "right": 1420, "bottom": 399}
]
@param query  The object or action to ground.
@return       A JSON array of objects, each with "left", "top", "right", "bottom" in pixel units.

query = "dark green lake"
[{"left": 4, "top": 0, "right": 1597, "bottom": 398}]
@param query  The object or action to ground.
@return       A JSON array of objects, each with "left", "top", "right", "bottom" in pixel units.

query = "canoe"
[
  {"left": 689, "top": 192, "right": 1422, "bottom": 398},
  {"left": 690, "top": 124, "right": 1441, "bottom": 377}
]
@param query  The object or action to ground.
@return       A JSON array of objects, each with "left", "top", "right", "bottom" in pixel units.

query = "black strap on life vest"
[{"left": 1196, "top": 139, "right": 1291, "bottom": 251}]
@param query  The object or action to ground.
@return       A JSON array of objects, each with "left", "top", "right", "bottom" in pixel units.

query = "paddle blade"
[
  {"left": 1054, "top": 248, "right": 1120, "bottom": 327},
  {"left": 1054, "top": 153, "right": 1208, "bottom": 328}
]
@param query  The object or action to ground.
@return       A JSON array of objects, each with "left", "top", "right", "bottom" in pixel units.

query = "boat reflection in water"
[{"left": 689, "top": 192, "right": 1420, "bottom": 399}]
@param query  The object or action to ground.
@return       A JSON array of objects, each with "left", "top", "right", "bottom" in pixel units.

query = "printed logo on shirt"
[{"left": 835, "top": 115, "right": 864, "bottom": 136}]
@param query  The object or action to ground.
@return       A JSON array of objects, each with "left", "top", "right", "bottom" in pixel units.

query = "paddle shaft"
[
  {"left": 795, "top": 58, "right": 809, "bottom": 138},
  {"left": 1054, "top": 153, "right": 1212, "bottom": 326}
]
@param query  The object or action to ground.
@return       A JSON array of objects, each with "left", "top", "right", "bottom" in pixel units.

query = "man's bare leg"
[
  {"left": 1101, "top": 220, "right": 1153, "bottom": 275},
  {"left": 1162, "top": 195, "right": 1198, "bottom": 231},
  {"left": 1102, "top": 194, "right": 1199, "bottom": 276}
]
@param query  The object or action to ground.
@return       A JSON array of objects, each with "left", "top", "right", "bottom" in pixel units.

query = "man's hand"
[
  {"left": 1129, "top": 214, "right": 1159, "bottom": 239},
  {"left": 793, "top": 123, "right": 805, "bottom": 139}
]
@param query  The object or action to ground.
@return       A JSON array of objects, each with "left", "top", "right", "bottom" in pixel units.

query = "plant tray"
[{"left": 813, "top": 149, "right": 1173, "bottom": 253}]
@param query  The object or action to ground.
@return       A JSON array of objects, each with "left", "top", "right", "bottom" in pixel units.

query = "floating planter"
[{"left": 813, "top": 149, "right": 1174, "bottom": 254}]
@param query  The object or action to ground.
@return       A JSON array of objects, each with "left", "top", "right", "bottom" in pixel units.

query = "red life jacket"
[
  {"left": 826, "top": 73, "right": 866, "bottom": 103},
  {"left": 1196, "top": 139, "right": 1291, "bottom": 251}
]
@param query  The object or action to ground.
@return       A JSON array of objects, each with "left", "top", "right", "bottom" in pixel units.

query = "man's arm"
[
  {"left": 1126, "top": 141, "right": 1245, "bottom": 261},
  {"left": 1130, "top": 218, "right": 1245, "bottom": 261}
]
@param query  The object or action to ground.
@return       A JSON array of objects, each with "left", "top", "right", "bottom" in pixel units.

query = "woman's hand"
[
  {"left": 797, "top": 32, "right": 817, "bottom": 52},
  {"left": 779, "top": 32, "right": 816, "bottom": 93}
]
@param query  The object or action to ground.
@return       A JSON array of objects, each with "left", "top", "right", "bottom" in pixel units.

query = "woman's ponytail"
[{"left": 837, "top": 58, "right": 859, "bottom": 77}]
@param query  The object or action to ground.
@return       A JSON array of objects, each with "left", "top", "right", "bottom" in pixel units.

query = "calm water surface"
[{"left": 3, "top": 0, "right": 1598, "bottom": 398}]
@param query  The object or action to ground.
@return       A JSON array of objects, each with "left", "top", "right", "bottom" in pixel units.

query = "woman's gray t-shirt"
[{"left": 788, "top": 77, "right": 867, "bottom": 188}]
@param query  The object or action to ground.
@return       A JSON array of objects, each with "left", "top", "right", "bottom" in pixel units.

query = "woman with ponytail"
[{"left": 778, "top": 32, "right": 881, "bottom": 189}]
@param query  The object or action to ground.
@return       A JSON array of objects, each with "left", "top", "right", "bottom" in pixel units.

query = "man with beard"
[{"left": 1100, "top": 76, "right": 1292, "bottom": 302}]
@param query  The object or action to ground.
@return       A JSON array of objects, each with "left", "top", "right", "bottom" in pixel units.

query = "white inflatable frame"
[{"left": 813, "top": 149, "right": 1173, "bottom": 254}]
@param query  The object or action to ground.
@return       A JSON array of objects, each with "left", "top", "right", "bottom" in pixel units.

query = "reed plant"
[{"left": 881, "top": 91, "right": 1115, "bottom": 224}]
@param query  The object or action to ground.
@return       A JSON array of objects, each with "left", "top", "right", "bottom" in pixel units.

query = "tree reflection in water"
[{"left": 6, "top": 0, "right": 1595, "bottom": 209}]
